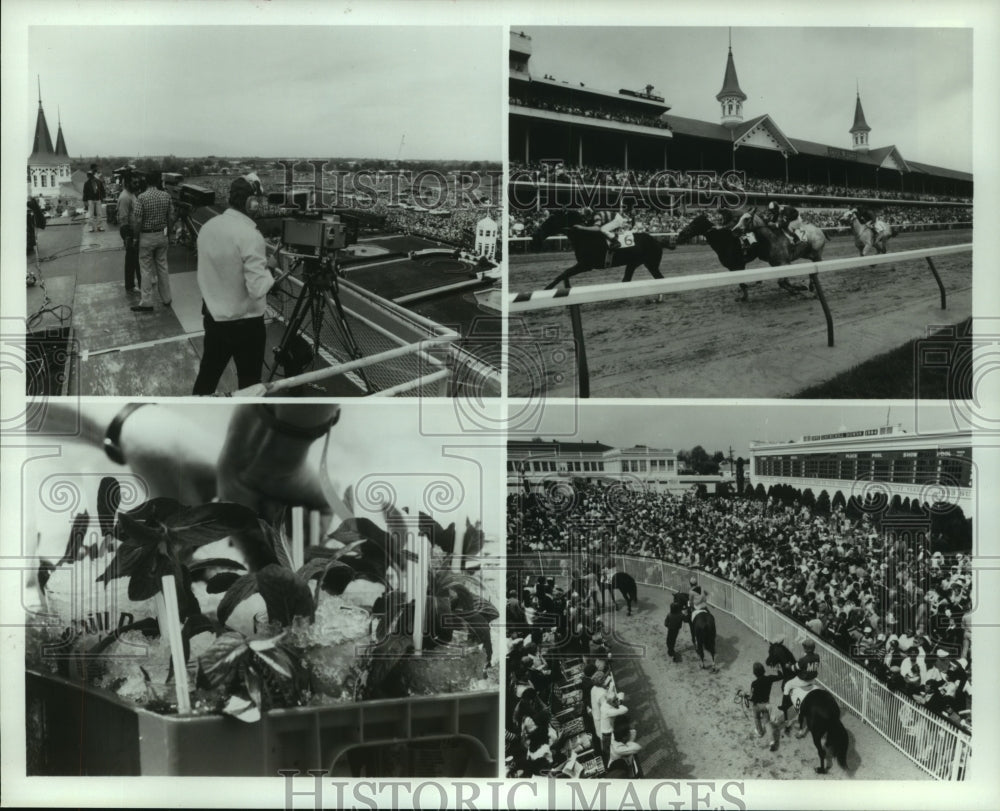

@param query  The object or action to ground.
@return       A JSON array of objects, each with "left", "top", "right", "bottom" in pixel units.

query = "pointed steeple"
[
  {"left": 55, "top": 106, "right": 68, "bottom": 156},
  {"left": 30, "top": 78, "right": 57, "bottom": 160},
  {"left": 850, "top": 87, "right": 871, "bottom": 152},
  {"left": 717, "top": 31, "right": 746, "bottom": 127}
]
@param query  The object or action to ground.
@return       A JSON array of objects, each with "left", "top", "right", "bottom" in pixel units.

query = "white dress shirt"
[{"left": 197, "top": 208, "right": 274, "bottom": 321}]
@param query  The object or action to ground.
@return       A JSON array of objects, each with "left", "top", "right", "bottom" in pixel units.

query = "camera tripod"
[{"left": 269, "top": 254, "right": 375, "bottom": 393}]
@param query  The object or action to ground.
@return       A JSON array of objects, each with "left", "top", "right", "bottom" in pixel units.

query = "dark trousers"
[
  {"left": 121, "top": 226, "right": 140, "bottom": 290},
  {"left": 193, "top": 305, "right": 266, "bottom": 395},
  {"left": 666, "top": 625, "right": 680, "bottom": 656},
  {"left": 601, "top": 732, "right": 612, "bottom": 764}
]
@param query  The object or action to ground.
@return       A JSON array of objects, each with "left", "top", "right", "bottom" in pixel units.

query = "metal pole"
[
  {"left": 810, "top": 273, "right": 835, "bottom": 347},
  {"left": 925, "top": 256, "right": 947, "bottom": 309},
  {"left": 568, "top": 299, "right": 591, "bottom": 398}
]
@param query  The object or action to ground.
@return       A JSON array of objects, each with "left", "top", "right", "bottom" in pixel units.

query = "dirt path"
[
  {"left": 599, "top": 586, "right": 928, "bottom": 780},
  {"left": 508, "top": 230, "right": 971, "bottom": 398}
]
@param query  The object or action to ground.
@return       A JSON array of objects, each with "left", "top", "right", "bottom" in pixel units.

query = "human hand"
[
  {"left": 117, "top": 405, "right": 219, "bottom": 504},
  {"left": 215, "top": 404, "right": 333, "bottom": 527}
]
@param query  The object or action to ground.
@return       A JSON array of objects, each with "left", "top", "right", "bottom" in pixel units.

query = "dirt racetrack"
[
  {"left": 597, "top": 584, "right": 928, "bottom": 780},
  {"left": 508, "top": 229, "right": 972, "bottom": 398}
]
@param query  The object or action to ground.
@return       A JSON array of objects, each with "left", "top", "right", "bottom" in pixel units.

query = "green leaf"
[
  {"left": 162, "top": 502, "right": 259, "bottom": 549},
  {"left": 462, "top": 518, "right": 484, "bottom": 559},
  {"left": 222, "top": 693, "right": 260, "bottom": 723},
  {"left": 96, "top": 477, "right": 121, "bottom": 537},
  {"left": 255, "top": 564, "right": 315, "bottom": 626},
  {"left": 116, "top": 512, "right": 165, "bottom": 548},
  {"left": 37, "top": 559, "right": 55, "bottom": 594},
  {"left": 243, "top": 666, "right": 263, "bottom": 710},
  {"left": 59, "top": 511, "right": 91, "bottom": 565},
  {"left": 419, "top": 512, "right": 456, "bottom": 555},
  {"left": 250, "top": 640, "right": 295, "bottom": 680},
  {"left": 127, "top": 569, "right": 161, "bottom": 602},
  {"left": 199, "top": 631, "right": 249, "bottom": 688},
  {"left": 121, "top": 497, "right": 186, "bottom": 525},
  {"left": 229, "top": 519, "right": 281, "bottom": 571},
  {"left": 297, "top": 558, "right": 354, "bottom": 596},
  {"left": 188, "top": 558, "right": 247, "bottom": 575},
  {"left": 216, "top": 573, "right": 260, "bottom": 626},
  {"left": 205, "top": 571, "right": 243, "bottom": 594}
]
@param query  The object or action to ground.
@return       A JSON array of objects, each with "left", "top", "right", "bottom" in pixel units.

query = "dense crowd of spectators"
[
  {"left": 508, "top": 202, "right": 971, "bottom": 238},
  {"left": 508, "top": 482, "right": 972, "bottom": 732},
  {"left": 510, "top": 97, "right": 672, "bottom": 130},
  {"left": 509, "top": 161, "right": 972, "bottom": 205},
  {"left": 506, "top": 576, "right": 644, "bottom": 778}
]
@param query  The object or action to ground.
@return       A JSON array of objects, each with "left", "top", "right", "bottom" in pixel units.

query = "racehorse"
[
  {"left": 530, "top": 209, "right": 675, "bottom": 290},
  {"left": 603, "top": 572, "right": 638, "bottom": 616},
  {"left": 733, "top": 209, "right": 828, "bottom": 266},
  {"left": 841, "top": 209, "right": 894, "bottom": 256},
  {"left": 690, "top": 607, "right": 718, "bottom": 671},
  {"left": 676, "top": 211, "right": 821, "bottom": 302},
  {"left": 795, "top": 688, "right": 850, "bottom": 774},
  {"left": 766, "top": 640, "right": 798, "bottom": 726}
]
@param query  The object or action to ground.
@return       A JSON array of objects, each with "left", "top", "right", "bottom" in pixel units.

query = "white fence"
[
  {"left": 601, "top": 554, "right": 972, "bottom": 780},
  {"left": 508, "top": 243, "right": 971, "bottom": 312}
]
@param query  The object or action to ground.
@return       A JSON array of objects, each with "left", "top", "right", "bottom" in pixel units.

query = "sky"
[
  {"left": 27, "top": 26, "right": 502, "bottom": 160},
  {"left": 514, "top": 402, "right": 971, "bottom": 460},
  {"left": 516, "top": 26, "right": 973, "bottom": 173}
]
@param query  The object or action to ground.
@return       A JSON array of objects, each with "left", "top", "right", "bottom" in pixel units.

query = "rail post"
[
  {"left": 810, "top": 273, "right": 835, "bottom": 347},
  {"left": 564, "top": 278, "right": 591, "bottom": 398},
  {"left": 925, "top": 256, "right": 947, "bottom": 309}
]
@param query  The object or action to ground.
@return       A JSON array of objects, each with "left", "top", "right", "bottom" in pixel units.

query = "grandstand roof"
[
  {"left": 510, "top": 72, "right": 670, "bottom": 113},
  {"left": 716, "top": 48, "right": 747, "bottom": 102},
  {"left": 851, "top": 93, "right": 871, "bottom": 133},
  {"left": 663, "top": 113, "right": 734, "bottom": 142},
  {"left": 508, "top": 438, "right": 615, "bottom": 455}
]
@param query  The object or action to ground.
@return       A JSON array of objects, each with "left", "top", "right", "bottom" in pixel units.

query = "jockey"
[
  {"left": 782, "top": 658, "right": 819, "bottom": 707},
  {"left": 854, "top": 206, "right": 877, "bottom": 230},
  {"left": 797, "top": 638, "right": 821, "bottom": 680},
  {"left": 766, "top": 200, "right": 803, "bottom": 243}
]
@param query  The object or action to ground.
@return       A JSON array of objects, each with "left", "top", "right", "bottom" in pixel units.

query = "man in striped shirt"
[{"left": 130, "top": 170, "right": 175, "bottom": 312}]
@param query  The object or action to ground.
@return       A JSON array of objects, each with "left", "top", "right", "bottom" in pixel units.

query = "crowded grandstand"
[{"left": 505, "top": 422, "right": 974, "bottom": 778}]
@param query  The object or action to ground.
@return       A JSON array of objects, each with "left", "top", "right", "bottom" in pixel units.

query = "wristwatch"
[
  {"left": 255, "top": 403, "right": 340, "bottom": 440},
  {"left": 103, "top": 403, "right": 149, "bottom": 465}
]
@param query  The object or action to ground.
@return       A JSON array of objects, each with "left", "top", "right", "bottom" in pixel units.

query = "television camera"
[
  {"left": 162, "top": 173, "right": 216, "bottom": 246},
  {"left": 268, "top": 212, "right": 372, "bottom": 392}
]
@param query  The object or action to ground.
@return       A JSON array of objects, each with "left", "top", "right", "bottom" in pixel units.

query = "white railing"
[
  {"left": 508, "top": 243, "right": 971, "bottom": 312},
  {"left": 607, "top": 554, "right": 972, "bottom": 781}
]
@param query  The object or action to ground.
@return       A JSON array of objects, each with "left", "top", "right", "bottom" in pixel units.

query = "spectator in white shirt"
[
  {"left": 598, "top": 686, "right": 629, "bottom": 764},
  {"left": 193, "top": 177, "right": 275, "bottom": 394}
]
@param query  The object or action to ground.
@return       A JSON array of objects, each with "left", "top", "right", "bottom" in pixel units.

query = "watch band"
[
  {"left": 103, "top": 403, "right": 149, "bottom": 465},
  {"left": 256, "top": 403, "right": 340, "bottom": 441}
]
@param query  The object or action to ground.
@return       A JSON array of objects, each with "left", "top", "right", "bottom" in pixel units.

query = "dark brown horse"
[
  {"left": 677, "top": 214, "right": 805, "bottom": 301},
  {"left": 530, "top": 209, "right": 675, "bottom": 290}
]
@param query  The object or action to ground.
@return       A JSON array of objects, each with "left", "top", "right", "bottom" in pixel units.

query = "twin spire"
[
  {"left": 716, "top": 35, "right": 871, "bottom": 149},
  {"left": 29, "top": 77, "right": 68, "bottom": 161}
]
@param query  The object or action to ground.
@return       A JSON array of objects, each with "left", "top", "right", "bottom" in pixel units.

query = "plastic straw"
[
  {"left": 156, "top": 574, "right": 191, "bottom": 715},
  {"left": 308, "top": 510, "right": 321, "bottom": 552},
  {"left": 291, "top": 507, "right": 305, "bottom": 571}
]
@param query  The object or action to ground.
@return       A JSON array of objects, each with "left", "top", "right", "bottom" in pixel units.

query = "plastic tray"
[{"left": 27, "top": 669, "right": 498, "bottom": 777}]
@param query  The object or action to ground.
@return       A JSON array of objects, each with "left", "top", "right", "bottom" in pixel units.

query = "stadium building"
[
  {"left": 508, "top": 438, "right": 732, "bottom": 494},
  {"left": 509, "top": 31, "right": 972, "bottom": 202},
  {"left": 748, "top": 425, "right": 974, "bottom": 511}
]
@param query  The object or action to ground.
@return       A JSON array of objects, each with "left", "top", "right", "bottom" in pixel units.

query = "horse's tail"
[{"left": 827, "top": 716, "right": 849, "bottom": 769}]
